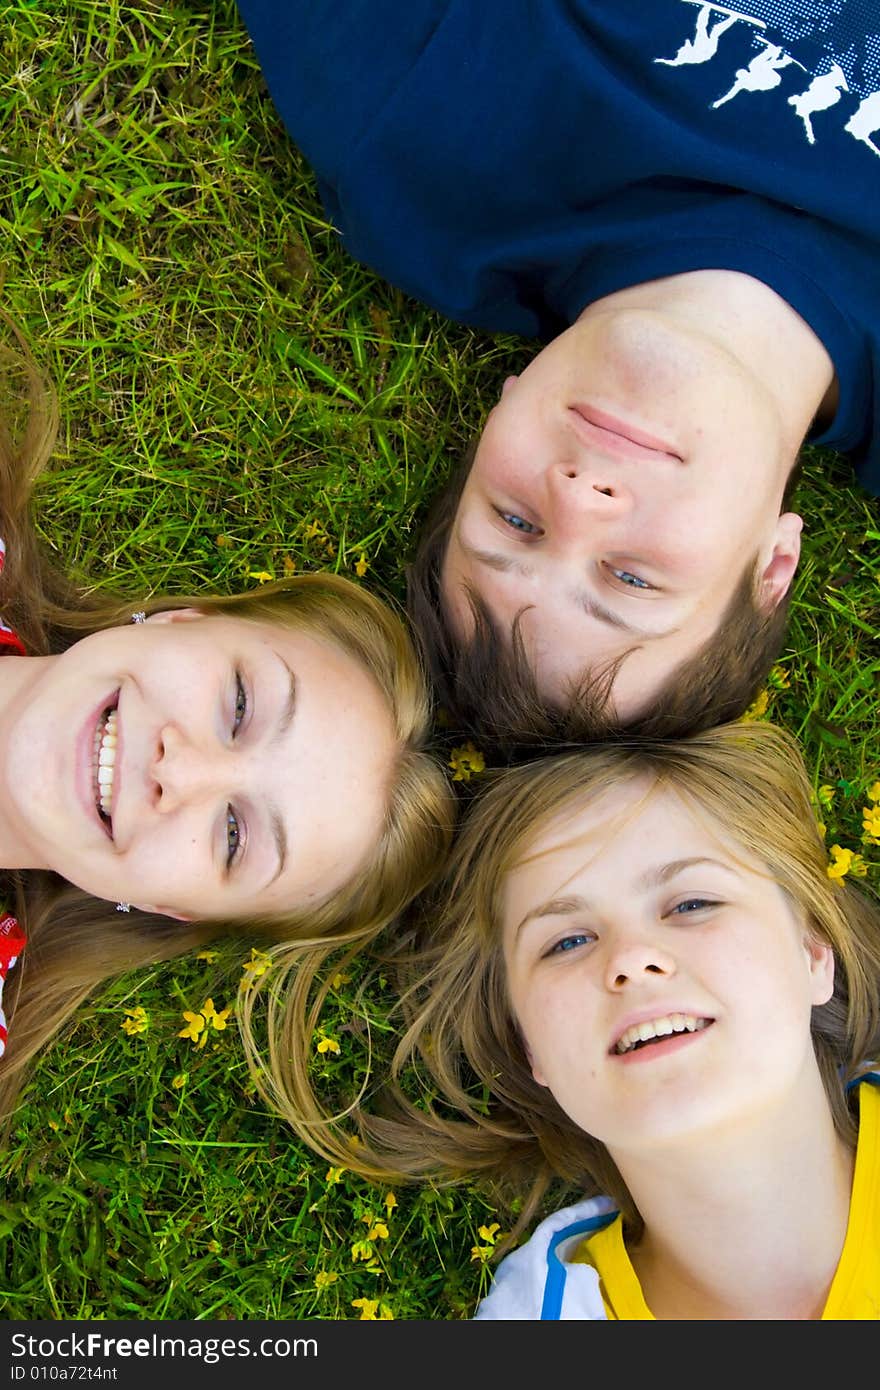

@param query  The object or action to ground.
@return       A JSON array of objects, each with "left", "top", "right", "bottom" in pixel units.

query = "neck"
[
  {"left": 585, "top": 269, "right": 838, "bottom": 466},
  {"left": 613, "top": 1070, "right": 854, "bottom": 1320},
  {"left": 0, "top": 653, "right": 54, "bottom": 869}
]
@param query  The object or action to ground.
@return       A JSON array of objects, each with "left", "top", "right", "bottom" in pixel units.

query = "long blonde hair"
[
  {"left": 248, "top": 721, "right": 880, "bottom": 1236},
  {"left": 0, "top": 315, "right": 455, "bottom": 1129}
]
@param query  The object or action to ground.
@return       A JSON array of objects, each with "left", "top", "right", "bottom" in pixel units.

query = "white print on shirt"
[
  {"left": 788, "top": 64, "right": 849, "bottom": 145},
  {"left": 846, "top": 90, "right": 880, "bottom": 159},
  {"left": 655, "top": 0, "right": 880, "bottom": 158},
  {"left": 655, "top": 5, "right": 761, "bottom": 67},
  {"left": 712, "top": 41, "right": 807, "bottom": 108}
]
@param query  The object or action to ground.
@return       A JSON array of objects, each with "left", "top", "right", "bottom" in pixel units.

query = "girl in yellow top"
[{"left": 259, "top": 720, "right": 880, "bottom": 1319}]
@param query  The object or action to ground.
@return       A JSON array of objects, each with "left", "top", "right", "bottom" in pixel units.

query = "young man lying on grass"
[{"left": 235, "top": 0, "right": 879, "bottom": 749}]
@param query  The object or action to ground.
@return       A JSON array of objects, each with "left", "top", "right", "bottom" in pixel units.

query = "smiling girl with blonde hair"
[
  {"left": 0, "top": 315, "right": 454, "bottom": 1131},
  {"left": 251, "top": 720, "right": 880, "bottom": 1320}
]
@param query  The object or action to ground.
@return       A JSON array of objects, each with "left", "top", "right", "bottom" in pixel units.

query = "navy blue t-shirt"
[{"left": 237, "top": 0, "right": 880, "bottom": 494}]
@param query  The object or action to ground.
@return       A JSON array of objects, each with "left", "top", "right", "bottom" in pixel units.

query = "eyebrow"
[
  {"left": 261, "top": 659, "right": 297, "bottom": 889},
  {"left": 569, "top": 590, "right": 677, "bottom": 640},
  {"left": 514, "top": 857, "right": 733, "bottom": 938},
  {"left": 459, "top": 539, "right": 678, "bottom": 641}
]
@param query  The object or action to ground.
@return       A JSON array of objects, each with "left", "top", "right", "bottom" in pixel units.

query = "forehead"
[
  {"left": 206, "top": 617, "right": 394, "bottom": 913},
  {"left": 185, "top": 614, "right": 376, "bottom": 690},
  {"left": 501, "top": 778, "right": 755, "bottom": 922},
  {"left": 440, "top": 511, "right": 729, "bottom": 727}
]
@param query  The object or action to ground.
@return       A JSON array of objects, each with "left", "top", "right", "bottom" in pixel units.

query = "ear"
[
  {"left": 757, "top": 512, "right": 802, "bottom": 613},
  {"left": 141, "top": 607, "right": 206, "bottom": 626},
  {"left": 501, "top": 374, "right": 519, "bottom": 397},
  {"left": 805, "top": 932, "right": 835, "bottom": 1008}
]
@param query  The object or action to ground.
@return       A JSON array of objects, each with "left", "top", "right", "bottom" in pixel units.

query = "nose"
[
  {"left": 151, "top": 723, "right": 220, "bottom": 813},
  {"left": 604, "top": 938, "right": 676, "bottom": 991},
  {"left": 548, "top": 457, "right": 631, "bottom": 522}
]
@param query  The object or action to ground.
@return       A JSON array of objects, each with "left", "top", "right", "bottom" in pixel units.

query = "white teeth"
[
  {"left": 615, "top": 1014, "right": 709, "bottom": 1054},
  {"left": 93, "top": 708, "right": 118, "bottom": 818}
]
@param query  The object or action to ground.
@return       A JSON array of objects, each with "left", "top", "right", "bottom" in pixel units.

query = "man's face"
[{"left": 441, "top": 305, "right": 803, "bottom": 719}]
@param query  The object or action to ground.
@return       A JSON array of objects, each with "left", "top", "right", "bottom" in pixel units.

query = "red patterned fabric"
[
  {"left": 0, "top": 538, "right": 24, "bottom": 654},
  {"left": 0, "top": 912, "right": 25, "bottom": 1057},
  {"left": 0, "top": 538, "right": 27, "bottom": 1052}
]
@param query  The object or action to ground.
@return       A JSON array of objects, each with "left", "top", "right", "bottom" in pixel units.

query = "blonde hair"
[
  {"left": 254, "top": 721, "right": 880, "bottom": 1237},
  {"left": 0, "top": 315, "right": 455, "bottom": 1130}
]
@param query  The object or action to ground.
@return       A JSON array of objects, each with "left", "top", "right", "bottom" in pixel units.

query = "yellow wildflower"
[
  {"left": 384, "top": 1192, "right": 398, "bottom": 1215},
  {"left": 201, "top": 997, "right": 231, "bottom": 1032},
  {"left": 848, "top": 853, "right": 868, "bottom": 877},
  {"left": 741, "top": 689, "right": 769, "bottom": 722},
  {"left": 867, "top": 781, "right": 880, "bottom": 803},
  {"left": 326, "top": 1166, "right": 346, "bottom": 1185},
  {"left": 171, "top": 1073, "right": 187, "bottom": 1090},
  {"left": 354, "top": 553, "right": 368, "bottom": 578},
  {"left": 470, "top": 1243, "right": 495, "bottom": 1263},
  {"left": 314, "top": 1271, "right": 338, "bottom": 1291},
  {"left": 351, "top": 1239, "right": 374, "bottom": 1262},
  {"left": 478, "top": 1223, "right": 501, "bottom": 1244},
  {"left": 768, "top": 664, "right": 791, "bottom": 690},
  {"left": 351, "top": 1298, "right": 379, "bottom": 1320},
  {"left": 248, "top": 570, "right": 274, "bottom": 584},
  {"left": 816, "top": 785, "right": 836, "bottom": 809},
  {"left": 827, "top": 845, "right": 855, "bottom": 880},
  {"left": 448, "top": 741, "right": 486, "bottom": 782},
  {"left": 316, "top": 1035, "right": 341, "bottom": 1055},
  {"left": 178, "top": 1010, "right": 207, "bottom": 1046},
  {"left": 120, "top": 1006, "right": 149, "bottom": 1037},
  {"left": 862, "top": 806, "right": 880, "bottom": 843},
  {"left": 195, "top": 949, "right": 218, "bottom": 963},
  {"left": 331, "top": 971, "right": 351, "bottom": 990},
  {"left": 365, "top": 1221, "right": 389, "bottom": 1241},
  {"left": 241, "top": 948, "right": 272, "bottom": 985}
]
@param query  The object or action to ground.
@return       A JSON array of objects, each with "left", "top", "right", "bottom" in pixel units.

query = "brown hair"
[
  {"left": 0, "top": 315, "right": 455, "bottom": 1129},
  {"left": 247, "top": 722, "right": 880, "bottom": 1242},
  {"left": 406, "top": 445, "right": 794, "bottom": 754}
]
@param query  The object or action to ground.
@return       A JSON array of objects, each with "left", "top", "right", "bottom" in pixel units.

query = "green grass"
[{"left": 0, "top": 0, "right": 877, "bottom": 1321}]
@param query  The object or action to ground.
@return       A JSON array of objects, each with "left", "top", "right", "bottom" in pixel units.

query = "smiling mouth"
[
  {"left": 93, "top": 697, "right": 119, "bottom": 837},
  {"left": 571, "top": 407, "right": 682, "bottom": 462},
  {"left": 613, "top": 1013, "right": 713, "bottom": 1055}
]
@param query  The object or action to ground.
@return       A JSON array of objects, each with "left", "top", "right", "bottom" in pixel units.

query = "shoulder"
[{"left": 473, "top": 1195, "right": 616, "bottom": 1321}]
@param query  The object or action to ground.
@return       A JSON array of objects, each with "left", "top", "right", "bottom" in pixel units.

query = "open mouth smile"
[
  {"left": 612, "top": 1013, "right": 713, "bottom": 1056},
  {"left": 93, "top": 695, "right": 119, "bottom": 836}
]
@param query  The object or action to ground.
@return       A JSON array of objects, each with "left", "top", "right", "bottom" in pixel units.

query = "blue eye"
[
  {"left": 670, "top": 898, "right": 716, "bottom": 915},
  {"left": 498, "top": 510, "right": 541, "bottom": 535},
  {"left": 610, "top": 567, "right": 652, "bottom": 590},
  {"left": 546, "top": 932, "right": 593, "bottom": 955},
  {"left": 226, "top": 805, "right": 242, "bottom": 867},
  {"left": 232, "top": 672, "right": 247, "bottom": 735}
]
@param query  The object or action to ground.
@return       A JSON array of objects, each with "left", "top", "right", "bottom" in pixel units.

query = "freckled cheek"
[
  {"left": 475, "top": 420, "right": 545, "bottom": 500},
  {"left": 645, "top": 516, "right": 725, "bottom": 585}
]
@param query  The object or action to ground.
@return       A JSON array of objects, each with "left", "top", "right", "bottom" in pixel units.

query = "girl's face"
[
  {"left": 0, "top": 610, "right": 397, "bottom": 920},
  {"left": 501, "top": 779, "right": 834, "bottom": 1156}
]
